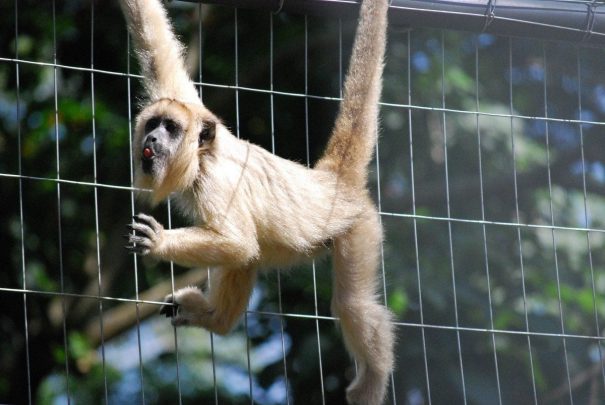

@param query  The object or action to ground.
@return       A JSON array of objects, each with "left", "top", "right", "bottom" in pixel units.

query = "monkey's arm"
[
  {"left": 118, "top": 0, "right": 199, "bottom": 103},
  {"left": 126, "top": 214, "right": 259, "bottom": 268}
]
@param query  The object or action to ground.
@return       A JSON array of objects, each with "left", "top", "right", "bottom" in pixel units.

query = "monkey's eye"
[
  {"left": 164, "top": 119, "right": 179, "bottom": 135},
  {"left": 199, "top": 120, "right": 216, "bottom": 146},
  {"left": 144, "top": 117, "right": 161, "bottom": 133}
]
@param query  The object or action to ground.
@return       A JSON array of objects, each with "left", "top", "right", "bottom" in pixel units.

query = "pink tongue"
[{"left": 143, "top": 147, "right": 154, "bottom": 159}]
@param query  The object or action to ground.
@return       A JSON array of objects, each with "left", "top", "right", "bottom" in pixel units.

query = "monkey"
[{"left": 119, "top": 0, "right": 393, "bottom": 403}]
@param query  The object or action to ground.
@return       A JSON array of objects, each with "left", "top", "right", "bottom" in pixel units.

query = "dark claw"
[
  {"left": 159, "top": 297, "right": 178, "bottom": 318},
  {"left": 125, "top": 244, "right": 146, "bottom": 255},
  {"left": 128, "top": 235, "right": 148, "bottom": 245},
  {"left": 134, "top": 214, "right": 152, "bottom": 226}
]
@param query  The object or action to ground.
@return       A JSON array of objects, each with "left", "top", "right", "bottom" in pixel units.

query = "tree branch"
[{"left": 84, "top": 267, "right": 208, "bottom": 347}]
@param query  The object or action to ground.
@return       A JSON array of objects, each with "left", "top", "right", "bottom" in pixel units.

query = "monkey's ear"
[{"left": 198, "top": 120, "right": 216, "bottom": 148}]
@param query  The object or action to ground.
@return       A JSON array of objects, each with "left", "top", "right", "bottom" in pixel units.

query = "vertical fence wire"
[
  {"left": 576, "top": 47, "right": 605, "bottom": 394},
  {"left": 14, "top": 0, "right": 32, "bottom": 403},
  {"left": 51, "top": 1, "right": 72, "bottom": 402},
  {"left": 440, "top": 31, "right": 468, "bottom": 405},
  {"left": 89, "top": 3, "right": 110, "bottom": 403},
  {"left": 474, "top": 34, "right": 503, "bottom": 405},
  {"left": 165, "top": 198, "right": 184, "bottom": 405},
  {"left": 308, "top": 16, "right": 329, "bottom": 405},
  {"left": 407, "top": 28, "right": 433, "bottom": 405},
  {"left": 126, "top": 27, "right": 149, "bottom": 405},
  {"left": 508, "top": 37, "right": 539, "bottom": 405},
  {"left": 230, "top": 9, "right": 255, "bottom": 403},
  {"left": 193, "top": 5, "right": 220, "bottom": 403},
  {"left": 197, "top": 5, "right": 220, "bottom": 404},
  {"left": 269, "top": 12, "right": 292, "bottom": 405},
  {"left": 371, "top": 18, "right": 398, "bottom": 405},
  {"left": 541, "top": 43, "right": 574, "bottom": 404}
]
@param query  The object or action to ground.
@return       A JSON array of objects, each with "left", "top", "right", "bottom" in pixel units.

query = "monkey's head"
[{"left": 133, "top": 98, "right": 218, "bottom": 205}]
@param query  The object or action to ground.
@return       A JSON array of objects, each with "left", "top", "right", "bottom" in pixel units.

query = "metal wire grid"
[{"left": 2, "top": 0, "right": 605, "bottom": 404}]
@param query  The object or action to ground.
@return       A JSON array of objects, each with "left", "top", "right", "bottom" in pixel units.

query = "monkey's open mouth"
[
  {"left": 143, "top": 147, "right": 155, "bottom": 159},
  {"left": 142, "top": 147, "right": 156, "bottom": 173}
]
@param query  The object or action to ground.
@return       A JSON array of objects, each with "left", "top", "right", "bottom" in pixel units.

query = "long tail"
[
  {"left": 316, "top": 0, "right": 389, "bottom": 189},
  {"left": 119, "top": 0, "right": 200, "bottom": 104}
]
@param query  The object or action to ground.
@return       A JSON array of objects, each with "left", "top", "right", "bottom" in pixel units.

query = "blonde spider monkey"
[{"left": 120, "top": 0, "right": 393, "bottom": 403}]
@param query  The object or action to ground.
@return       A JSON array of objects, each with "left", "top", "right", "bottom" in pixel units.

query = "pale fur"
[{"left": 121, "top": 0, "right": 393, "bottom": 403}]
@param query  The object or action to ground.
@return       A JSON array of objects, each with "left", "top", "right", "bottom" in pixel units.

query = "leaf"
[
  {"left": 388, "top": 287, "right": 408, "bottom": 315},
  {"left": 69, "top": 331, "right": 92, "bottom": 360}
]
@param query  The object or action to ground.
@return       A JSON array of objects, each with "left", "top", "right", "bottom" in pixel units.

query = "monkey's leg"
[
  {"left": 331, "top": 210, "right": 394, "bottom": 405},
  {"left": 161, "top": 266, "right": 257, "bottom": 335}
]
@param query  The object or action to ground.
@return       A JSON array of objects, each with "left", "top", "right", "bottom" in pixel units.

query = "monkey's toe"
[
  {"left": 159, "top": 296, "right": 178, "bottom": 318},
  {"left": 170, "top": 317, "right": 190, "bottom": 327},
  {"left": 124, "top": 243, "right": 150, "bottom": 255}
]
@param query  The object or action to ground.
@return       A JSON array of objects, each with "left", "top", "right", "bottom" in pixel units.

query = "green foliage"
[{"left": 388, "top": 287, "right": 408, "bottom": 316}]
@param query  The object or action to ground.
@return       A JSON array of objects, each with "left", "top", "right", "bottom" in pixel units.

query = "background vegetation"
[{"left": 1, "top": 1, "right": 605, "bottom": 404}]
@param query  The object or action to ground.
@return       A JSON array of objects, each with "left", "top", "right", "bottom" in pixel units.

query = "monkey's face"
[
  {"left": 133, "top": 99, "right": 216, "bottom": 204},
  {"left": 140, "top": 115, "right": 182, "bottom": 176}
]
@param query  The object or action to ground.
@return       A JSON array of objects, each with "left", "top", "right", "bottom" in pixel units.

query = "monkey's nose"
[
  {"left": 143, "top": 134, "right": 157, "bottom": 145},
  {"left": 142, "top": 134, "right": 158, "bottom": 160}
]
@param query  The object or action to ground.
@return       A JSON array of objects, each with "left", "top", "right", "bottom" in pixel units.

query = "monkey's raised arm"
[{"left": 119, "top": 0, "right": 200, "bottom": 103}]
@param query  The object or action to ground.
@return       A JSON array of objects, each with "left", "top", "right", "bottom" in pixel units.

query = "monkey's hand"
[{"left": 125, "top": 213, "right": 165, "bottom": 256}]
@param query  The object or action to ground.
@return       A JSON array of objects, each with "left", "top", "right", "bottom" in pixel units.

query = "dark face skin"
[{"left": 141, "top": 116, "right": 182, "bottom": 175}]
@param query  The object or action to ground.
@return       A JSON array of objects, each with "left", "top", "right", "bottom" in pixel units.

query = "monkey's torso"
[{"left": 174, "top": 128, "right": 366, "bottom": 268}]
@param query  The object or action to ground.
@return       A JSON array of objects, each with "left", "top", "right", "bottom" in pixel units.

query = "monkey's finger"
[
  {"left": 124, "top": 244, "right": 150, "bottom": 255},
  {"left": 134, "top": 213, "right": 163, "bottom": 233},
  {"left": 123, "top": 233, "right": 152, "bottom": 247},
  {"left": 132, "top": 215, "right": 164, "bottom": 237},
  {"left": 127, "top": 222, "right": 156, "bottom": 239},
  {"left": 124, "top": 244, "right": 139, "bottom": 253},
  {"left": 127, "top": 235, "right": 153, "bottom": 247},
  {"left": 125, "top": 227, "right": 153, "bottom": 243}
]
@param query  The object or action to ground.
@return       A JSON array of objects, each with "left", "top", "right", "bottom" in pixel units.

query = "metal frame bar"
[{"left": 180, "top": 0, "right": 605, "bottom": 46}]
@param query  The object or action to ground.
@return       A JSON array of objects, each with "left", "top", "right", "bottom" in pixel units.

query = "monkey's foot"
[
  {"left": 159, "top": 295, "right": 178, "bottom": 318},
  {"left": 159, "top": 286, "right": 209, "bottom": 327}
]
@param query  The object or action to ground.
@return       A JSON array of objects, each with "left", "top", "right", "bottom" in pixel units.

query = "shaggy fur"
[{"left": 120, "top": 0, "right": 393, "bottom": 403}]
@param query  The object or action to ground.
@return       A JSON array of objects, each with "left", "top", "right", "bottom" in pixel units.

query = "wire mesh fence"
[{"left": 2, "top": 0, "right": 605, "bottom": 404}]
